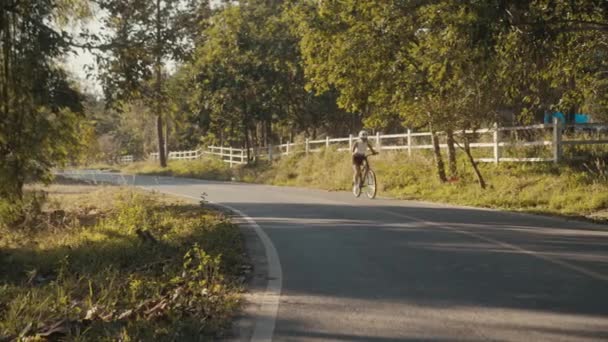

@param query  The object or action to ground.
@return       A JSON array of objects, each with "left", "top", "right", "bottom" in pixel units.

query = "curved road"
[{"left": 67, "top": 172, "right": 608, "bottom": 341}]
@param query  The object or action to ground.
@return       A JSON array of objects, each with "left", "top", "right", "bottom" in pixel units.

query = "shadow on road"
[
  {"left": 64, "top": 173, "right": 608, "bottom": 340},
  {"left": 225, "top": 201, "right": 608, "bottom": 340}
]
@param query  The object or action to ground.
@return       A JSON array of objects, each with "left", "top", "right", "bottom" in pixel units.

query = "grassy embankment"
[
  {"left": 122, "top": 147, "right": 608, "bottom": 222},
  {"left": 0, "top": 178, "right": 245, "bottom": 341}
]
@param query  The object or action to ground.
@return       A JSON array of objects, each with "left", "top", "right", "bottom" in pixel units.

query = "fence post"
[
  {"left": 228, "top": 146, "right": 232, "bottom": 167},
  {"left": 376, "top": 132, "right": 381, "bottom": 149},
  {"left": 493, "top": 122, "right": 500, "bottom": 164},
  {"left": 220, "top": 146, "right": 224, "bottom": 162},
  {"left": 286, "top": 142, "right": 290, "bottom": 155},
  {"left": 268, "top": 144, "right": 273, "bottom": 161},
  {"left": 553, "top": 117, "right": 562, "bottom": 163},
  {"left": 305, "top": 138, "right": 310, "bottom": 155},
  {"left": 349, "top": 134, "right": 353, "bottom": 152},
  {"left": 241, "top": 148, "right": 245, "bottom": 164},
  {"left": 326, "top": 136, "right": 330, "bottom": 148},
  {"left": 407, "top": 129, "right": 412, "bottom": 157}
]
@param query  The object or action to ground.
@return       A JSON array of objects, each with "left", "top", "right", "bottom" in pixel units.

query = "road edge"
[
  {"left": 214, "top": 203, "right": 283, "bottom": 342},
  {"left": 57, "top": 171, "right": 284, "bottom": 340},
  {"left": 156, "top": 191, "right": 283, "bottom": 342}
]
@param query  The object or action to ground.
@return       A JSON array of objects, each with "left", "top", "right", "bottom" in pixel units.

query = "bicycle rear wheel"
[{"left": 365, "top": 169, "right": 377, "bottom": 199}]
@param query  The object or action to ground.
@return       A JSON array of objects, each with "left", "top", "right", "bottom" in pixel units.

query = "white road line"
[
  {"left": 154, "top": 191, "right": 283, "bottom": 342},
  {"left": 370, "top": 206, "right": 608, "bottom": 283},
  {"left": 63, "top": 172, "right": 282, "bottom": 341},
  {"left": 65, "top": 172, "right": 608, "bottom": 334},
  {"left": 290, "top": 192, "right": 608, "bottom": 283},
  {"left": 163, "top": 181, "right": 608, "bottom": 285}
]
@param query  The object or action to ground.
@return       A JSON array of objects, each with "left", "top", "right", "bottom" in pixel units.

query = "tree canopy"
[
  {"left": 1, "top": 0, "right": 85, "bottom": 204},
  {"left": 2, "top": 0, "right": 607, "bottom": 206}
]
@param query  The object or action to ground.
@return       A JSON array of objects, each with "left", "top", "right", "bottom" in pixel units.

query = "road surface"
[{"left": 66, "top": 171, "right": 608, "bottom": 341}]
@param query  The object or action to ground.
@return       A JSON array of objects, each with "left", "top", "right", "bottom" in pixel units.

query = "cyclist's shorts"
[{"left": 352, "top": 154, "right": 366, "bottom": 166}]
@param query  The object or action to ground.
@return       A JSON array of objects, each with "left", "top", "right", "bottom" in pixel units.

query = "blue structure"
[{"left": 544, "top": 112, "right": 590, "bottom": 124}]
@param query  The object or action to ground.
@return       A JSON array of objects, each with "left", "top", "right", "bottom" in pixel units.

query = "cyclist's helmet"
[{"left": 358, "top": 130, "right": 369, "bottom": 141}]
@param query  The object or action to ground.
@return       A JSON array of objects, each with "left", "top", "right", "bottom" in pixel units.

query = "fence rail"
[
  {"left": 144, "top": 119, "right": 608, "bottom": 166},
  {"left": 118, "top": 155, "right": 134, "bottom": 164}
]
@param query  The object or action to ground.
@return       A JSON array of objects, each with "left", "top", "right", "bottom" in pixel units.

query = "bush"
[{"left": 0, "top": 185, "right": 244, "bottom": 340}]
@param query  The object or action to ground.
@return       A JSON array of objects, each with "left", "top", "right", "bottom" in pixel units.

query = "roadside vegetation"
[
  {"left": 122, "top": 150, "right": 608, "bottom": 222},
  {"left": 0, "top": 178, "right": 245, "bottom": 341},
  {"left": 3, "top": 1, "right": 607, "bottom": 225},
  {"left": 8, "top": 0, "right": 606, "bottom": 338}
]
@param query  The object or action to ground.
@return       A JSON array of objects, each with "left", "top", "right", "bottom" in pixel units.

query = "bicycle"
[{"left": 353, "top": 153, "right": 377, "bottom": 199}]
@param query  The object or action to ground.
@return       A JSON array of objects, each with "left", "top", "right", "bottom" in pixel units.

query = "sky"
[{"left": 64, "top": 14, "right": 105, "bottom": 95}]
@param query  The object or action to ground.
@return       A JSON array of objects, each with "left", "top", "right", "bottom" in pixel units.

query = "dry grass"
[
  {"left": 122, "top": 148, "right": 608, "bottom": 222},
  {"left": 0, "top": 178, "right": 245, "bottom": 341}
]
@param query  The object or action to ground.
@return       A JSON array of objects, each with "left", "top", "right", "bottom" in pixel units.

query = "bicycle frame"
[
  {"left": 361, "top": 158, "right": 371, "bottom": 186},
  {"left": 353, "top": 153, "right": 377, "bottom": 199},
  {"left": 355, "top": 153, "right": 375, "bottom": 187}
]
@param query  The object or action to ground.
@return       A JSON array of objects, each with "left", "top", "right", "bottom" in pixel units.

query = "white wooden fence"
[
  {"left": 118, "top": 155, "right": 134, "bottom": 164},
  {"left": 150, "top": 146, "right": 248, "bottom": 166},
  {"left": 147, "top": 119, "right": 608, "bottom": 166}
]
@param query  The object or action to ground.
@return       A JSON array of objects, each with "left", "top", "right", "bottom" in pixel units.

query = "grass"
[
  {"left": 123, "top": 158, "right": 234, "bottom": 181},
  {"left": 0, "top": 178, "right": 245, "bottom": 341},
  {"left": 120, "top": 148, "right": 608, "bottom": 222}
]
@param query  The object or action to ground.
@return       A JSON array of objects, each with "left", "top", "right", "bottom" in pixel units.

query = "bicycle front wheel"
[
  {"left": 365, "top": 170, "right": 377, "bottom": 199},
  {"left": 353, "top": 173, "right": 362, "bottom": 197}
]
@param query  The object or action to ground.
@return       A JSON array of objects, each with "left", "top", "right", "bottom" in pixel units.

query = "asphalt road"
[{"left": 66, "top": 171, "right": 608, "bottom": 341}]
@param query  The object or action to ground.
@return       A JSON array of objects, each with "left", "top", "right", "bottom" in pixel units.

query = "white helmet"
[{"left": 358, "top": 130, "right": 369, "bottom": 140}]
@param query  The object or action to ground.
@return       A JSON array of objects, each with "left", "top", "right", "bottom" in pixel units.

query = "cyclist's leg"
[
  {"left": 361, "top": 159, "right": 369, "bottom": 186},
  {"left": 353, "top": 164, "right": 361, "bottom": 185}
]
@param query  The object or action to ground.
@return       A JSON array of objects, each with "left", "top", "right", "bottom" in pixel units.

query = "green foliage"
[
  {"left": 95, "top": 0, "right": 210, "bottom": 105},
  {"left": 0, "top": 185, "right": 244, "bottom": 340},
  {"left": 1, "top": 1, "right": 85, "bottom": 201},
  {"left": 280, "top": 0, "right": 608, "bottom": 182},
  {"left": 179, "top": 0, "right": 353, "bottom": 153},
  {"left": 93, "top": 0, "right": 212, "bottom": 167}
]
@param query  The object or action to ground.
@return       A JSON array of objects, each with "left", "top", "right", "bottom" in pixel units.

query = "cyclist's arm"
[
  {"left": 367, "top": 141, "right": 377, "bottom": 154},
  {"left": 352, "top": 142, "right": 357, "bottom": 154}
]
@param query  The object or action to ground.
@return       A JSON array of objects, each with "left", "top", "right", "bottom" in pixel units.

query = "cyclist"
[{"left": 352, "top": 130, "right": 377, "bottom": 187}]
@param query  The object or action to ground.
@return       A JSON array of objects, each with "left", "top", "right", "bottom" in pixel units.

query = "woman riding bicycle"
[{"left": 352, "top": 130, "right": 377, "bottom": 187}]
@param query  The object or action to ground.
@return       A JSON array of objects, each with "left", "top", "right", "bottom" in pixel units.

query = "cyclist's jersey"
[{"left": 354, "top": 139, "right": 368, "bottom": 156}]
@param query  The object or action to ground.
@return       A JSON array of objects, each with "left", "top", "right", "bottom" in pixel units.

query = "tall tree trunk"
[
  {"left": 431, "top": 130, "right": 447, "bottom": 183},
  {"left": 267, "top": 117, "right": 273, "bottom": 145},
  {"left": 156, "top": 114, "right": 166, "bottom": 166},
  {"left": 1, "top": 10, "right": 9, "bottom": 118},
  {"left": 446, "top": 129, "right": 457, "bottom": 178},
  {"left": 155, "top": 0, "right": 167, "bottom": 167},
  {"left": 262, "top": 121, "right": 267, "bottom": 147},
  {"left": 462, "top": 135, "right": 486, "bottom": 189},
  {"left": 164, "top": 118, "right": 169, "bottom": 156},
  {"left": 251, "top": 125, "right": 258, "bottom": 151},
  {"left": 245, "top": 126, "right": 251, "bottom": 164}
]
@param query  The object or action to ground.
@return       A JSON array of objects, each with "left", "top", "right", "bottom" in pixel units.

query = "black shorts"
[{"left": 352, "top": 154, "right": 366, "bottom": 166}]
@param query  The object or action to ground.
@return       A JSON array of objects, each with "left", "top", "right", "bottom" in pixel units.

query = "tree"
[
  {"left": 289, "top": 0, "right": 608, "bottom": 185},
  {"left": 95, "top": 0, "right": 211, "bottom": 167},
  {"left": 288, "top": 1, "right": 499, "bottom": 183},
  {"left": 181, "top": 0, "right": 350, "bottom": 163},
  {"left": 494, "top": 0, "right": 608, "bottom": 123},
  {"left": 0, "top": 0, "right": 84, "bottom": 203}
]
